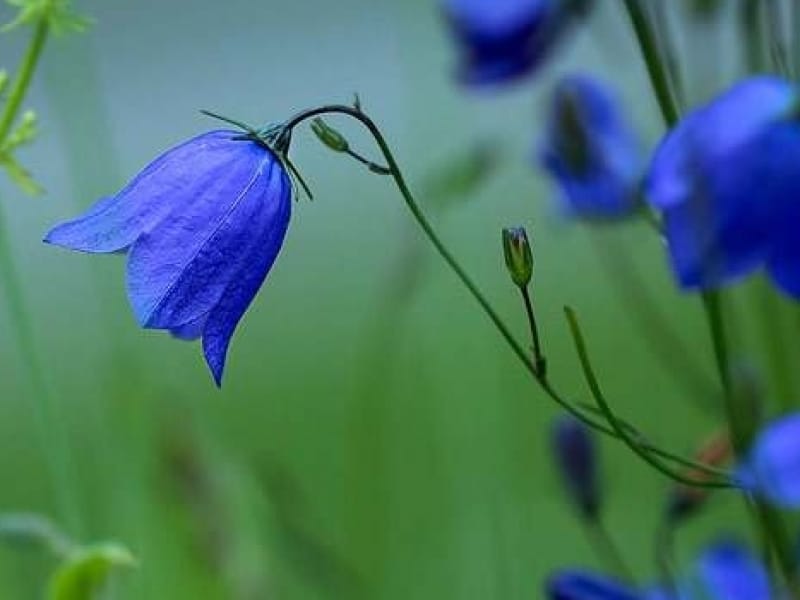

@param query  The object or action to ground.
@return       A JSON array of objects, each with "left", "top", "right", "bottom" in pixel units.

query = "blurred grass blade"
[{"left": 0, "top": 512, "right": 73, "bottom": 556}]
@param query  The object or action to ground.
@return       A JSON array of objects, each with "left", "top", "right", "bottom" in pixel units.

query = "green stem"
[
  {"left": 584, "top": 518, "right": 634, "bottom": 583},
  {"left": 0, "top": 20, "right": 48, "bottom": 141},
  {"left": 520, "top": 286, "right": 546, "bottom": 379},
  {"left": 0, "top": 18, "right": 81, "bottom": 534},
  {"left": 281, "top": 105, "right": 731, "bottom": 485},
  {"left": 564, "top": 305, "right": 729, "bottom": 489},
  {"left": 701, "top": 292, "right": 731, "bottom": 397},
  {"left": 621, "top": 0, "right": 680, "bottom": 126}
]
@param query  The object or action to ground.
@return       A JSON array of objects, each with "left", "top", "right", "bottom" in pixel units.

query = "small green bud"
[
  {"left": 502, "top": 227, "right": 533, "bottom": 288},
  {"left": 310, "top": 117, "right": 349, "bottom": 153},
  {"left": 0, "top": 70, "right": 8, "bottom": 96},
  {"left": 5, "top": 110, "right": 38, "bottom": 151}
]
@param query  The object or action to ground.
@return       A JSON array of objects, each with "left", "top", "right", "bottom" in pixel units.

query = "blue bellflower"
[
  {"left": 645, "top": 76, "right": 800, "bottom": 297},
  {"left": 45, "top": 130, "right": 292, "bottom": 386},
  {"left": 540, "top": 75, "right": 641, "bottom": 219},
  {"left": 443, "top": 0, "right": 588, "bottom": 87},
  {"left": 739, "top": 412, "right": 800, "bottom": 508}
]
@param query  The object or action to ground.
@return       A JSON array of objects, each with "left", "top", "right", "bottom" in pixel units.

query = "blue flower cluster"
[{"left": 547, "top": 411, "right": 800, "bottom": 599}]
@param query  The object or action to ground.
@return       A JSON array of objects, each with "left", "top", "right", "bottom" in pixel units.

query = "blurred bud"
[
  {"left": 540, "top": 75, "right": 640, "bottom": 219},
  {"left": 5, "top": 110, "right": 38, "bottom": 151},
  {"left": 550, "top": 415, "right": 599, "bottom": 520},
  {"left": 502, "top": 227, "right": 533, "bottom": 288},
  {"left": 666, "top": 429, "right": 731, "bottom": 522},
  {"left": 310, "top": 118, "right": 349, "bottom": 153},
  {"left": 0, "top": 70, "right": 8, "bottom": 96}
]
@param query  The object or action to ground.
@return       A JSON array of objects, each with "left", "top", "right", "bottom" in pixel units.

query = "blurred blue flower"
[
  {"left": 739, "top": 412, "right": 800, "bottom": 508},
  {"left": 45, "top": 130, "right": 292, "bottom": 386},
  {"left": 443, "top": 0, "right": 589, "bottom": 87},
  {"left": 645, "top": 76, "right": 800, "bottom": 297},
  {"left": 546, "top": 570, "right": 640, "bottom": 600},
  {"left": 540, "top": 75, "right": 641, "bottom": 219},
  {"left": 696, "top": 539, "right": 770, "bottom": 600},
  {"left": 546, "top": 539, "right": 769, "bottom": 600},
  {"left": 551, "top": 415, "right": 599, "bottom": 519}
]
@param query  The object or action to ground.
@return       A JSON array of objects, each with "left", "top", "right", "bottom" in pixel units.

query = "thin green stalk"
[
  {"left": 0, "top": 20, "right": 48, "bottom": 141},
  {"left": 621, "top": 0, "right": 680, "bottom": 126},
  {"left": 564, "top": 305, "right": 729, "bottom": 489},
  {"left": 520, "top": 286, "right": 546, "bottom": 379},
  {"left": 584, "top": 518, "right": 634, "bottom": 583},
  {"left": 0, "top": 18, "right": 81, "bottom": 534},
  {"left": 280, "top": 104, "right": 732, "bottom": 485},
  {"left": 701, "top": 291, "right": 731, "bottom": 397}
]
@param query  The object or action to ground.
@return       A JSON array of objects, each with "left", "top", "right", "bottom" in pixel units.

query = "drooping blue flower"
[
  {"left": 739, "top": 412, "right": 800, "bottom": 508},
  {"left": 550, "top": 415, "right": 599, "bottom": 519},
  {"left": 45, "top": 130, "right": 292, "bottom": 386},
  {"left": 645, "top": 76, "right": 800, "bottom": 298},
  {"left": 443, "top": 0, "right": 590, "bottom": 87},
  {"left": 545, "top": 570, "right": 640, "bottom": 600},
  {"left": 539, "top": 75, "right": 641, "bottom": 219},
  {"left": 695, "top": 539, "right": 770, "bottom": 600}
]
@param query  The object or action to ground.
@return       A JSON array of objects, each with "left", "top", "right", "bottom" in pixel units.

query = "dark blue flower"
[
  {"left": 45, "top": 130, "right": 292, "bottom": 386},
  {"left": 540, "top": 75, "right": 641, "bottom": 219},
  {"left": 739, "top": 412, "right": 800, "bottom": 507},
  {"left": 550, "top": 415, "right": 599, "bottom": 519},
  {"left": 696, "top": 539, "right": 770, "bottom": 600},
  {"left": 443, "top": 0, "right": 589, "bottom": 87},
  {"left": 545, "top": 570, "right": 640, "bottom": 600},
  {"left": 645, "top": 76, "right": 800, "bottom": 297}
]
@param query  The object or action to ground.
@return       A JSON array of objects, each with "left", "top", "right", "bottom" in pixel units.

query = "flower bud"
[
  {"left": 502, "top": 227, "right": 533, "bottom": 288},
  {"left": 550, "top": 415, "right": 599, "bottom": 520},
  {"left": 310, "top": 117, "right": 349, "bottom": 153},
  {"left": 666, "top": 430, "right": 731, "bottom": 522}
]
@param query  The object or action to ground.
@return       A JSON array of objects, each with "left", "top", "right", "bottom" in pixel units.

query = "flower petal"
[
  {"left": 44, "top": 130, "right": 243, "bottom": 253},
  {"left": 201, "top": 182, "right": 292, "bottom": 386},
  {"left": 743, "top": 413, "right": 800, "bottom": 507},
  {"left": 697, "top": 539, "right": 770, "bottom": 600},
  {"left": 545, "top": 570, "right": 641, "bottom": 600},
  {"left": 646, "top": 77, "right": 796, "bottom": 211},
  {"left": 125, "top": 141, "right": 282, "bottom": 327}
]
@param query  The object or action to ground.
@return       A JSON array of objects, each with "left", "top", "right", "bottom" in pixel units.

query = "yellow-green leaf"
[{"left": 48, "top": 543, "right": 137, "bottom": 600}]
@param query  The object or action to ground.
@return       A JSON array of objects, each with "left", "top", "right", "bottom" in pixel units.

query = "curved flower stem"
[
  {"left": 281, "top": 104, "right": 732, "bottom": 485},
  {"left": 564, "top": 305, "right": 729, "bottom": 489},
  {"left": 0, "top": 18, "right": 81, "bottom": 533}
]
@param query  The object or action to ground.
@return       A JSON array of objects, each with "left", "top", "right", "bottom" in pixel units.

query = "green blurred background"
[{"left": 0, "top": 0, "right": 794, "bottom": 597}]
